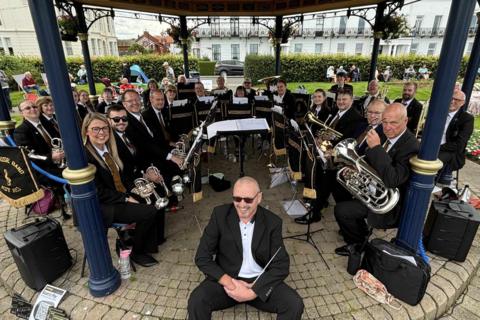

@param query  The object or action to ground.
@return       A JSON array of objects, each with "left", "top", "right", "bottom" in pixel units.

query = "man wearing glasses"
[
  {"left": 188, "top": 177, "right": 304, "bottom": 320},
  {"left": 243, "top": 78, "right": 256, "bottom": 102},
  {"left": 436, "top": 89, "right": 474, "bottom": 186},
  {"left": 354, "top": 99, "right": 387, "bottom": 156}
]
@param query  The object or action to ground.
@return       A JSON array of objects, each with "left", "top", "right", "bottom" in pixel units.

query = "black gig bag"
[{"left": 362, "top": 238, "right": 431, "bottom": 306}]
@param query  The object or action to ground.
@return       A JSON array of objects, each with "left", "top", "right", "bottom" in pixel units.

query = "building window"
[
  {"left": 410, "top": 43, "right": 418, "bottom": 54},
  {"left": 432, "top": 15, "right": 443, "bottom": 35},
  {"left": 337, "top": 43, "right": 345, "bottom": 53},
  {"left": 103, "top": 41, "right": 107, "bottom": 56},
  {"left": 294, "top": 43, "right": 302, "bottom": 53},
  {"left": 315, "top": 43, "right": 322, "bottom": 54},
  {"left": 357, "top": 18, "right": 365, "bottom": 34},
  {"left": 427, "top": 43, "right": 436, "bottom": 56},
  {"left": 249, "top": 43, "right": 258, "bottom": 55},
  {"left": 339, "top": 17, "right": 347, "bottom": 35},
  {"left": 230, "top": 18, "right": 239, "bottom": 37},
  {"left": 316, "top": 15, "right": 324, "bottom": 31},
  {"left": 65, "top": 42, "right": 73, "bottom": 56},
  {"left": 212, "top": 44, "right": 221, "bottom": 61},
  {"left": 469, "top": 15, "right": 478, "bottom": 33},
  {"left": 413, "top": 15, "right": 424, "bottom": 36},
  {"left": 355, "top": 43, "right": 363, "bottom": 55},
  {"left": 4, "top": 37, "right": 13, "bottom": 55},
  {"left": 91, "top": 39, "right": 97, "bottom": 55},
  {"left": 231, "top": 44, "right": 240, "bottom": 60}
]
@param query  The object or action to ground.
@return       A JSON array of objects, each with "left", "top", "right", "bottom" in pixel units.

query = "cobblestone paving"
[{"left": 0, "top": 149, "right": 479, "bottom": 319}]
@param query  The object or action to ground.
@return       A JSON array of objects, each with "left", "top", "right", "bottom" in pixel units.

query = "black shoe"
[
  {"left": 157, "top": 237, "right": 166, "bottom": 246},
  {"left": 130, "top": 253, "right": 158, "bottom": 267},
  {"left": 294, "top": 213, "right": 321, "bottom": 225},
  {"left": 62, "top": 212, "right": 72, "bottom": 220},
  {"left": 334, "top": 245, "right": 351, "bottom": 256}
]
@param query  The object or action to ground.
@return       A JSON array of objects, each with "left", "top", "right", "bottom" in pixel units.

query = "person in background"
[
  {"left": 326, "top": 66, "right": 335, "bottom": 83},
  {"left": 97, "top": 88, "right": 116, "bottom": 114},
  {"left": 177, "top": 74, "right": 187, "bottom": 84},
  {"left": 159, "top": 77, "right": 170, "bottom": 91},
  {"left": 78, "top": 89, "right": 96, "bottom": 113},
  {"left": 143, "top": 79, "right": 159, "bottom": 109},
  {"left": 22, "top": 72, "right": 40, "bottom": 93},
  {"left": 383, "top": 66, "right": 393, "bottom": 82},
  {"left": 0, "top": 69, "right": 12, "bottom": 111},
  {"left": 119, "top": 78, "right": 135, "bottom": 94},
  {"left": 163, "top": 61, "right": 175, "bottom": 84},
  {"left": 243, "top": 78, "right": 256, "bottom": 102},
  {"left": 122, "top": 62, "right": 131, "bottom": 83},
  {"left": 418, "top": 64, "right": 430, "bottom": 80},
  {"left": 77, "top": 64, "right": 87, "bottom": 84}
]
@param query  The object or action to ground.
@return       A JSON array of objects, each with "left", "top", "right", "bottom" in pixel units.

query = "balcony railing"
[
  {"left": 197, "top": 28, "right": 269, "bottom": 38},
  {"left": 292, "top": 27, "right": 373, "bottom": 38}
]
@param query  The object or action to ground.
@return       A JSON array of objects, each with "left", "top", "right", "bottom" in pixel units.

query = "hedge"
[
  {"left": 198, "top": 61, "right": 216, "bottom": 76},
  {"left": 0, "top": 54, "right": 198, "bottom": 89},
  {"left": 244, "top": 53, "right": 470, "bottom": 83}
]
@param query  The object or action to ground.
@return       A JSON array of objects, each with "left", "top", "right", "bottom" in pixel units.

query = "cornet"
[
  {"left": 51, "top": 138, "right": 66, "bottom": 168},
  {"left": 131, "top": 177, "right": 169, "bottom": 210},
  {"left": 171, "top": 175, "right": 185, "bottom": 201},
  {"left": 144, "top": 165, "right": 172, "bottom": 198}
]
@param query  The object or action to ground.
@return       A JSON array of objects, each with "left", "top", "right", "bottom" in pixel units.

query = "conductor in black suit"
[
  {"left": 188, "top": 177, "right": 304, "bottom": 320},
  {"left": 394, "top": 82, "right": 423, "bottom": 135},
  {"left": 437, "top": 89, "right": 474, "bottom": 185},
  {"left": 334, "top": 103, "right": 419, "bottom": 256}
]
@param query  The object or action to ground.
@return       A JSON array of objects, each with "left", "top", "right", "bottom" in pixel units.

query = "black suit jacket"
[
  {"left": 394, "top": 98, "right": 423, "bottom": 134},
  {"left": 356, "top": 94, "right": 390, "bottom": 116},
  {"left": 246, "top": 88, "right": 257, "bottom": 103},
  {"left": 13, "top": 120, "right": 57, "bottom": 171},
  {"left": 274, "top": 90, "right": 296, "bottom": 119},
  {"left": 195, "top": 204, "right": 289, "bottom": 302},
  {"left": 39, "top": 114, "right": 60, "bottom": 138},
  {"left": 76, "top": 103, "right": 89, "bottom": 120},
  {"left": 365, "top": 130, "right": 419, "bottom": 228},
  {"left": 329, "top": 84, "right": 353, "bottom": 95},
  {"left": 125, "top": 112, "right": 169, "bottom": 168},
  {"left": 113, "top": 131, "right": 142, "bottom": 184},
  {"left": 96, "top": 101, "right": 113, "bottom": 114},
  {"left": 310, "top": 104, "right": 331, "bottom": 122},
  {"left": 354, "top": 122, "right": 386, "bottom": 156},
  {"left": 141, "top": 107, "right": 171, "bottom": 148},
  {"left": 329, "top": 107, "right": 364, "bottom": 144},
  {"left": 439, "top": 110, "right": 474, "bottom": 170}
]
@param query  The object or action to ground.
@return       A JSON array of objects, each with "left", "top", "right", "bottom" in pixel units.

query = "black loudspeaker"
[
  {"left": 4, "top": 218, "right": 72, "bottom": 291},
  {"left": 424, "top": 200, "right": 480, "bottom": 262}
]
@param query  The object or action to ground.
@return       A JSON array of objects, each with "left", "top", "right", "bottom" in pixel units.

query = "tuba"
[
  {"left": 333, "top": 139, "right": 400, "bottom": 214},
  {"left": 51, "top": 138, "right": 66, "bottom": 168}
]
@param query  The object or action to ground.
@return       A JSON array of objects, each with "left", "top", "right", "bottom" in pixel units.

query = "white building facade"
[
  {"left": 192, "top": 0, "right": 479, "bottom": 61},
  {"left": 0, "top": 0, "right": 118, "bottom": 57}
]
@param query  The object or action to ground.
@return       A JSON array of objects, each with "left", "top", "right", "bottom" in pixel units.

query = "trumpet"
[
  {"left": 334, "top": 138, "right": 400, "bottom": 214},
  {"left": 131, "top": 177, "right": 169, "bottom": 209},
  {"left": 144, "top": 165, "right": 172, "bottom": 198},
  {"left": 51, "top": 138, "right": 66, "bottom": 168}
]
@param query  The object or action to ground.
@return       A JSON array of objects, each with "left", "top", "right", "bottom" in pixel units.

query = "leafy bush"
[
  {"left": 198, "top": 61, "right": 216, "bottom": 75},
  {"left": 244, "top": 54, "right": 469, "bottom": 83}
]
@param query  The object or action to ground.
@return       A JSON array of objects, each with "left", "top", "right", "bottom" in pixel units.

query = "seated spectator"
[
  {"left": 159, "top": 77, "right": 170, "bottom": 91},
  {"left": 418, "top": 64, "right": 430, "bottom": 80},
  {"left": 326, "top": 66, "right": 335, "bottom": 82},
  {"left": 77, "top": 65, "right": 87, "bottom": 84},
  {"left": 350, "top": 64, "right": 360, "bottom": 82},
  {"left": 437, "top": 89, "right": 474, "bottom": 186},
  {"left": 404, "top": 65, "right": 416, "bottom": 81},
  {"left": 383, "top": 66, "right": 393, "bottom": 82},
  {"left": 22, "top": 71, "right": 40, "bottom": 93},
  {"left": 119, "top": 78, "right": 135, "bottom": 94}
]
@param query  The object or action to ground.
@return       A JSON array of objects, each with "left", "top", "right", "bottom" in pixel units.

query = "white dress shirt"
[
  {"left": 238, "top": 220, "right": 263, "bottom": 278},
  {"left": 441, "top": 109, "right": 460, "bottom": 145}
]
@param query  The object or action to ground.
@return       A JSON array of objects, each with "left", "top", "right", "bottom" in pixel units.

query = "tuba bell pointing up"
[{"left": 333, "top": 138, "right": 400, "bottom": 214}]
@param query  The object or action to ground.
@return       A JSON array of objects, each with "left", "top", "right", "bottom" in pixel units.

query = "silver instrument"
[
  {"left": 171, "top": 134, "right": 189, "bottom": 159},
  {"left": 131, "top": 177, "right": 169, "bottom": 209},
  {"left": 51, "top": 137, "right": 66, "bottom": 168},
  {"left": 305, "top": 111, "right": 343, "bottom": 151},
  {"left": 171, "top": 175, "right": 185, "bottom": 201},
  {"left": 143, "top": 165, "right": 170, "bottom": 209},
  {"left": 333, "top": 138, "right": 400, "bottom": 214},
  {"left": 27, "top": 149, "right": 48, "bottom": 161}
]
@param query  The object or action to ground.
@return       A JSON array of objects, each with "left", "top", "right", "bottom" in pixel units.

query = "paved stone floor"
[{"left": 0, "top": 145, "right": 479, "bottom": 320}]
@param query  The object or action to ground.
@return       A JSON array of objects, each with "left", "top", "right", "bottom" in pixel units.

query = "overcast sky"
[{"left": 114, "top": 17, "right": 168, "bottom": 39}]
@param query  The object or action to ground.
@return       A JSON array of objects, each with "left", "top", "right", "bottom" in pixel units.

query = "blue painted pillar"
[
  {"left": 27, "top": 0, "right": 120, "bottom": 297},
  {"left": 0, "top": 83, "right": 11, "bottom": 121},
  {"left": 462, "top": 12, "right": 480, "bottom": 109},
  {"left": 275, "top": 16, "right": 283, "bottom": 75},
  {"left": 73, "top": 2, "right": 97, "bottom": 97},
  {"left": 396, "top": 0, "right": 477, "bottom": 251},
  {"left": 180, "top": 16, "right": 190, "bottom": 78},
  {"left": 368, "top": 2, "right": 386, "bottom": 83}
]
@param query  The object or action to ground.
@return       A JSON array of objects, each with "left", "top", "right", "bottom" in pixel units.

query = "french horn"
[{"left": 333, "top": 138, "right": 400, "bottom": 214}]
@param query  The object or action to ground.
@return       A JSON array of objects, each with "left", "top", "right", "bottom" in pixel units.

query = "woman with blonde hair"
[{"left": 82, "top": 113, "right": 161, "bottom": 267}]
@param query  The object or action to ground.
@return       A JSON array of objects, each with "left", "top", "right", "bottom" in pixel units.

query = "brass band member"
[
  {"left": 357, "top": 80, "right": 390, "bottom": 117},
  {"left": 188, "top": 177, "right": 304, "bottom": 319},
  {"left": 333, "top": 103, "right": 419, "bottom": 256},
  {"left": 273, "top": 79, "right": 296, "bottom": 119},
  {"left": 393, "top": 82, "right": 423, "bottom": 135},
  {"left": 354, "top": 99, "right": 387, "bottom": 156},
  {"left": 295, "top": 89, "right": 363, "bottom": 225},
  {"left": 310, "top": 89, "right": 331, "bottom": 122},
  {"left": 37, "top": 96, "right": 60, "bottom": 137}
]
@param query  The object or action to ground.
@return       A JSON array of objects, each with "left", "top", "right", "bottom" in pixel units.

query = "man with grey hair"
[
  {"left": 188, "top": 177, "right": 304, "bottom": 319},
  {"left": 334, "top": 103, "right": 419, "bottom": 256},
  {"left": 357, "top": 80, "right": 390, "bottom": 117}
]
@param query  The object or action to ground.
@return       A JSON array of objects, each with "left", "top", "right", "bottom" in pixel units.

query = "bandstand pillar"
[
  {"left": 368, "top": 2, "right": 386, "bottom": 83},
  {"left": 462, "top": 12, "right": 480, "bottom": 109},
  {"left": 275, "top": 15, "right": 283, "bottom": 75},
  {"left": 180, "top": 15, "right": 190, "bottom": 79}
]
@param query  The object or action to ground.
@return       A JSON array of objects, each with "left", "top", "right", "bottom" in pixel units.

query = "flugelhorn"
[
  {"left": 333, "top": 138, "right": 400, "bottom": 214},
  {"left": 51, "top": 137, "right": 66, "bottom": 168}
]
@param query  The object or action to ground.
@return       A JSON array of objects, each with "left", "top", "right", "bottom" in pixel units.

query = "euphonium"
[
  {"left": 51, "top": 137, "right": 66, "bottom": 168},
  {"left": 333, "top": 138, "right": 400, "bottom": 214},
  {"left": 304, "top": 111, "right": 343, "bottom": 152}
]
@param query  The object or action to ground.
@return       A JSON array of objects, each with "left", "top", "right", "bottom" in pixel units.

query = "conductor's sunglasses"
[{"left": 232, "top": 192, "right": 260, "bottom": 204}]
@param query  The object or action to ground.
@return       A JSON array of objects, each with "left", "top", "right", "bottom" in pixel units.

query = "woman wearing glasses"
[{"left": 82, "top": 112, "right": 161, "bottom": 267}]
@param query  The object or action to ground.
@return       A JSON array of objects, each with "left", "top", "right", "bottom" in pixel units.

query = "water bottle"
[
  {"left": 63, "top": 192, "right": 73, "bottom": 215},
  {"left": 118, "top": 249, "right": 131, "bottom": 280}
]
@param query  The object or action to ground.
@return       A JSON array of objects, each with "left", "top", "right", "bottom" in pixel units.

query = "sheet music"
[
  {"left": 198, "top": 96, "right": 214, "bottom": 104},
  {"left": 254, "top": 95, "right": 269, "bottom": 101},
  {"left": 172, "top": 99, "right": 188, "bottom": 107},
  {"left": 207, "top": 118, "right": 269, "bottom": 139},
  {"left": 203, "top": 80, "right": 213, "bottom": 90},
  {"left": 232, "top": 97, "right": 248, "bottom": 104}
]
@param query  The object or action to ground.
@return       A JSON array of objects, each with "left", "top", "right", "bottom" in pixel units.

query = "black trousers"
[
  {"left": 103, "top": 203, "right": 158, "bottom": 254},
  {"left": 334, "top": 200, "right": 370, "bottom": 244},
  {"left": 311, "top": 168, "right": 352, "bottom": 219},
  {"left": 188, "top": 279, "right": 304, "bottom": 320}
]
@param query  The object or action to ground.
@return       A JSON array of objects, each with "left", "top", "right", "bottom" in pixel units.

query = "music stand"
[
  {"left": 208, "top": 118, "right": 269, "bottom": 177},
  {"left": 283, "top": 204, "right": 330, "bottom": 269}
]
